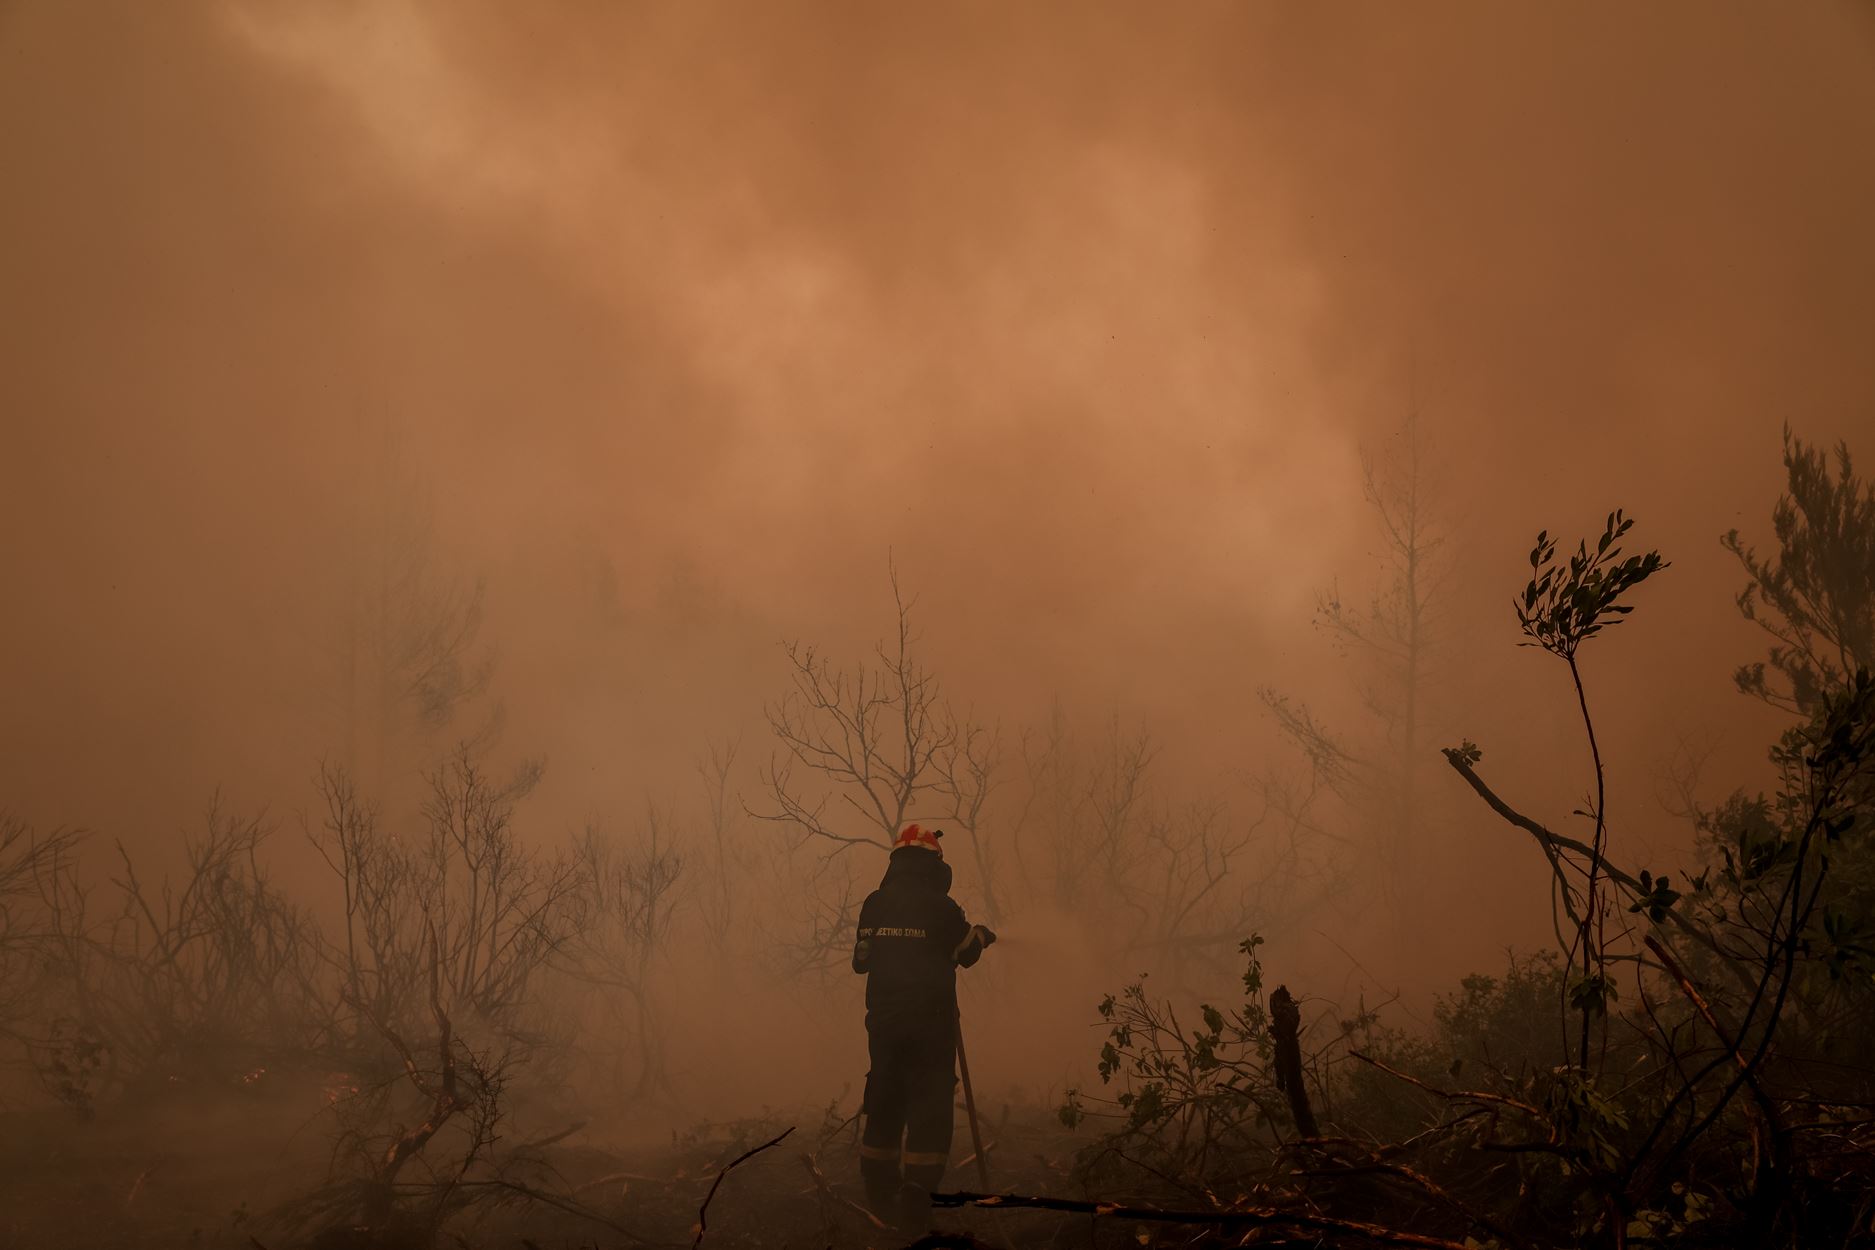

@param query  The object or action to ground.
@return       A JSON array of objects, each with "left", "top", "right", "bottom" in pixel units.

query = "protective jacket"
[{"left": 851, "top": 848, "right": 984, "bottom": 1030}]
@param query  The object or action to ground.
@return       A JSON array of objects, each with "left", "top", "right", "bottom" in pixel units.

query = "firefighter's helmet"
[{"left": 892, "top": 823, "right": 943, "bottom": 856}]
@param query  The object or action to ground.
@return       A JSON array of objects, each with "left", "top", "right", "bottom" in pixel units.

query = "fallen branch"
[
  {"left": 1347, "top": 1050, "right": 1544, "bottom": 1120},
  {"left": 126, "top": 1158, "right": 166, "bottom": 1206},
  {"left": 930, "top": 1190, "right": 1476, "bottom": 1248},
  {"left": 572, "top": 1170, "right": 672, "bottom": 1195},
  {"left": 519, "top": 1121, "right": 588, "bottom": 1152},
  {"left": 691, "top": 1125, "right": 793, "bottom": 1249},
  {"left": 954, "top": 1140, "right": 999, "bottom": 1172},
  {"left": 1294, "top": 1158, "right": 1533, "bottom": 1250}
]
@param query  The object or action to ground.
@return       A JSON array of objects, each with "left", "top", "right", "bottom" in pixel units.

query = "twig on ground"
[
  {"left": 126, "top": 1158, "right": 166, "bottom": 1206},
  {"left": 573, "top": 1169, "right": 671, "bottom": 1194},
  {"left": 954, "top": 1139, "right": 999, "bottom": 1171},
  {"left": 691, "top": 1125, "right": 794, "bottom": 1250},
  {"left": 521, "top": 1121, "right": 588, "bottom": 1152}
]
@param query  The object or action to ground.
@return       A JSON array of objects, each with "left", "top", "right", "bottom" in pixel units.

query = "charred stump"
[{"left": 1269, "top": 985, "right": 1318, "bottom": 1139}]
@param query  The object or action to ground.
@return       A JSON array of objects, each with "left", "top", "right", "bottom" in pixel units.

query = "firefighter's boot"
[
  {"left": 859, "top": 1151, "right": 901, "bottom": 1227},
  {"left": 899, "top": 1160, "right": 946, "bottom": 1233}
]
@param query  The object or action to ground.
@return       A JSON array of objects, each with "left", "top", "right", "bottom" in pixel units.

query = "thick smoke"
[{"left": 1, "top": 0, "right": 1871, "bottom": 1154}]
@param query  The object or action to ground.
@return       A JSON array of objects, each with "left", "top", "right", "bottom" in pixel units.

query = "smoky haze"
[{"left": 2, "top": 0, "right": 1873, "bottom": 1124}]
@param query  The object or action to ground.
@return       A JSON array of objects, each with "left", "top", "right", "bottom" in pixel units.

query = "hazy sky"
[{"left": 2, "top": 3, "right": 1872, "bottom": 975}]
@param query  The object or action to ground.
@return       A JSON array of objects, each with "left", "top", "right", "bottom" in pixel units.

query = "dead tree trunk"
[{"left": 1269, "top": 985, "right": 1317, "bottom": 1139}]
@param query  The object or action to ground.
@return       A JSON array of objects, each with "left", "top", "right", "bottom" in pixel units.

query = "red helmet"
[{"left": 893, "top": 823, "right": 943, "bottom": 856}]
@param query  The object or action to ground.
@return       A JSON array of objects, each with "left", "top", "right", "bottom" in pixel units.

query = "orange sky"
[{"left": 2, "top": 2, "right": 1872, "bottom": 981}]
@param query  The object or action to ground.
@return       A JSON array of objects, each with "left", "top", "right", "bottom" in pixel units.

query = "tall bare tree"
[
  {"left": 327, "top": 435, "right": 496, "bottom": 798},
  {"left": 1003, "top": 709, "right": 1339, "bottom": 984},
  {"left": 751, "top": 566, "right": 1001, "bottom": 958},
  {"left": 310, "top": 747, "right": 576, "bottom": 1053},
  {"left": 754, "top": 567, "right": 964, "bottom": 851},
  {"left": 562, "top": 808, "right": 684, "bottom": 1102},
  {"left": 1312, "top": 410, "right": 1451, "bottom": 878},
  {"left": 692, "top": 736, "right": 742, "bottom": 952},
  {"left": 0, "top": 814, "right": 79, "bottom": 1056}
]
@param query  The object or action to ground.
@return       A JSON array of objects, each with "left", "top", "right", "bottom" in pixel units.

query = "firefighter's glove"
[{"left": 954, "top": 924, "right": 997, "bottom": 966}]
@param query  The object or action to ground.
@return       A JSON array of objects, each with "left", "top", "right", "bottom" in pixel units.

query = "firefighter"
[{"left": 851, "top": 823, "right": 996, "bottom": 1231}]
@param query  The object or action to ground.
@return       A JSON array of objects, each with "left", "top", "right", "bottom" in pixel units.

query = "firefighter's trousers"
[{"left": 859, "top": 1015, "right": 957, "bottom": 1229}]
